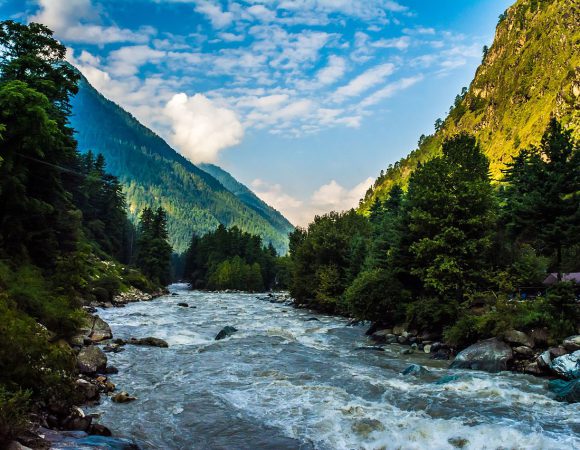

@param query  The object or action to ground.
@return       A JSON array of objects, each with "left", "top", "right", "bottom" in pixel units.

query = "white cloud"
[
  {"left": 358, "top": 75, "right": 423, "bottom": 108},
  {"left": 334, "top": 62, "right": 395, "bottom": 101},
  {"left": 371, "top": 36, "right": 410, "bottom": 50},
  {"left": 164, "top": 93, "right": 244, "bottom": 163},
  {"left": 251, "top": 177, "right": 374, "bottom": 227},
  {"left": 107, "top": 45, "right": 166, "bottom": 77},
  {"left": 316, "top": 55, "right": 347, "bottom": 86},
  {"left": 194, "top": 0, "right": 234, "bottom": 28},
  {"left": 30, "top": 0, "right": 155, "bottom": 44}
]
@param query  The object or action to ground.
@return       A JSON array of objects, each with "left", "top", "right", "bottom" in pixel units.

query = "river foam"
[{"left": 88, "top": 286, "right": 580, "bottom": 450}]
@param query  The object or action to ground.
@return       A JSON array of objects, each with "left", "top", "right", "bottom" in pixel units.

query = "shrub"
[
  {"left": 123, "top": 270, "right": 154, "bottom": 292},
  {"left": 0, "top": 386, "right": 30, "bottom": 445},
  {"left": 406, "top": 296, "right": 460, "bottom": 333}
]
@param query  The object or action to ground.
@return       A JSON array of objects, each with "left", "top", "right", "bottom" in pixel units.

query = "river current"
[{"left": 88, "top": 284, "right": 580, "bottom": 449}]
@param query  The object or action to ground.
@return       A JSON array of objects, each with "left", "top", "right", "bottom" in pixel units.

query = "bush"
[
  {"left": 406, "top": 296, "right": 460, "bottom": 333},
  {"left": 93, "top": 275, "right": 121, "bottom": 300},
  {"left": 0, "top": 386, "right": 30, "bottom": 445},
  {"left": 123, "top": 270, "right": 154, "bottom": 292},
  {"left": 344, "top": 268, "right": 408, "bottom": 322}
]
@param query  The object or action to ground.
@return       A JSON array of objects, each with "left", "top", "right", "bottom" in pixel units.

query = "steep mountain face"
[
  {"left": 362, "top": 0, "right": 579, "bottom": 210},
  {"left": 198, "top": 163, "right": 294, "bottom": 238},
  {"left": 69, "top": 75, "right": 293, "bottom": 253}
]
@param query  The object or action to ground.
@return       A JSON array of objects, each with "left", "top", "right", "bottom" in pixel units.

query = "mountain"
[
  {"left": 69, "top": 74, "right": 293, "bottom": 253},
  {"left": 361, "top": 0, "right": 579, "bottom": 210},
  {"left": 198, "top": 163, "right": 294, "bottom": 238}
]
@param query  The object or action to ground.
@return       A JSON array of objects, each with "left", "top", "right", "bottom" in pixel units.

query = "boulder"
[
  {"left": 431, "top": 349, "right": 451, "bottom": 360},
  {"left": 89, "top": 316, "right": 112, "bottom": 342},
  {"left": 563, "top": 335, "right": 580, "bottom": 352},
  {"left": 90, "top": 423, "right": 112, "bottom": 437},
  {"left": 523, "top": 362, "right": 544, "bottom": 376},
  {"left": 393, "top": 324, "right": 408, "bottom": 335},
  {"left": 62, "top": 407, "right": 92, "bottom": 432},
  {"left": 401, "top": 364, "right": 429, "bottom": 376},
  {"left": 6, "top": 442, "right": 33, "bottom": 450},
  {"left": 549, "top": 379, "right": 580, "bottom": 403},
  {"left": 503, "top": 330, "right": 534, "bottom": 348},
  {"left": 177, "top": 302, "right": 189, "bottom": 307},
  {"left": 550, "top": 350, "right": 580, "bottom": 380},
  {"left": 397, "top": 335, "right": 409, "bottom": 345},
  {"left": 529, "top": 328, "right": 549, "bottom": 347},
  {"left": 128, "top": 337, "right": 169, "bottom": 348},
  {"left": 370, "top": 329, "right": 393, "bottom": 343},
  {"left": 450, "top": 338, "right": 513, "bottom": 372},
  {"left": 513, "top": 346, "right": 534, "bottom": 358},
  {"left": 75, "top": 379, "right": 99, "bottom": 402},
  {"left": 549, "top": 346, "right": 568, "bottom": 359},
  {"left": 215, "top": 326, "right": 238, "bottom": 340},
  {"left": 423, "top": 344, "right": 432, "bottom": 354},
  {"left": 537, "top": 351, "right": 552, "bottom": 371},
  {"left": 112, "top": 391, "right": 137, "bottom": 403},
  {"left": 77, "top": 346, "right": 107, "bottom": 375}
]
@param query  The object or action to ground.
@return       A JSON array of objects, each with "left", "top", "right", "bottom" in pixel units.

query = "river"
[{"left": 87, "top": 284, "right": 580, "bottom": 449}]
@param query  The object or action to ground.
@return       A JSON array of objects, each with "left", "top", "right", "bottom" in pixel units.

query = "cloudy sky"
[{"left": 4, "top": 0, "right": 511, "bottom": 226}]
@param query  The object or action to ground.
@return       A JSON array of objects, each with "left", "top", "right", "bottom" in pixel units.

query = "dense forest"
[
  {"left": 0, "top": 20, "right": 172, "bottom": 444},
  {"left": 182, "top": 225, "right": 290, "bottom": 292},
  {"left": 289, "top": 123, "right": 579, "bottom": 347}
]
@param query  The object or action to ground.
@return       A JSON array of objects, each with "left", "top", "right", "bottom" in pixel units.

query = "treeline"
[
  {"left": 182, "top": 225, "right": 290, "bottom": 291},
  {"left": 289, "top": 121, "right": 579, "bottom": 347},
  {"left": 0, "top": 21, "right": 171, "bottom": 443}
]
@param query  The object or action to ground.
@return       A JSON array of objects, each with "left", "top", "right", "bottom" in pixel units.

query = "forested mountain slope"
[
  {"left": 69, "top": 73, "right": 292, "bottom": 253},
  {"left": 362, "top": 0, "right": 579, "bottom": 210},
  {"left": 199, "top": 163, "right": 294, "bottom": 238}
]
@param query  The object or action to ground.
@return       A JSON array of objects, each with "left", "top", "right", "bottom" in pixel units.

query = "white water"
[{"left": 88, "top": 284, "right": 580, "bottom": 449}]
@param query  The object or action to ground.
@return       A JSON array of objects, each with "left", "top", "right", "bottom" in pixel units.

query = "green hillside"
[
  {"left": 199, "top": 163, "right": 294, "bottom": 236},
  {"left": 70, "top": 74, "right": 293, "bottom": 253},
  {"left": 362, "top": 0, "right": 579, "bottom": 210}
]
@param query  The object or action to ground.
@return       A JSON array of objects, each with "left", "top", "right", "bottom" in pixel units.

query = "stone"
[
  {"left": 431, "top": 349, "right": 451, "bottom": 360},
  {"left": 450, "top": 338, "right": 513, "bottom": 372},
  {"left": 77, "top": 346, "right": 107, "bottom": 375},
  {"left": 563, "top": 335, "right": 580, "bottom": 352},
  {"left": 400, "top": 348, "right": 414, "bottom": 355},
  {"left": 89, "top": 316, "right": 112, "bottom": 342},
  {"left": 306, "top": 317, "right": 320, "bottom": 322},
  {"left": 529, "top": 328, "right": 549, "bottom": 347},
  {"left": 401, "top": 364, "right": 429, "bottom": 376},
  {"left": 393, "top": 324, "right": 408, "bottom": 335},
  {"left": 423, "top": 344, "right": 432, "bottom": 354},
  {"left": 503, "top": 330, "right": 534, "bottom": 348},
  {"left": 397, "top": 335, "right": 409, "bottom": 345},
  {"left": 104, "top": 366, "right": 119, "bottom": 374},
  {"left": 128, "top": 337, "right": 169, "bottom": 348},
  {"left": 62, "top": 407, "right": 92, "bottom": 432},
  {"left": 523, "top": 362, "right": 544, "bottom": 376},
  {"left": 549, "top": 379, "right": 580, "bottom": 403},
  {"left": 112, "top": 391, "right": 137, "bottom": 403},
  {"left": 550, "top": 350, "right": 580, "bottom": 380},
  {"left": 215, "top": 326, "right": 238, "bottom": 340},
  {"left": 90, "top": 424, "right": 113, "bottom": 436},
  {"left": 177, "top": 302, "right": 189, "bottom": 307},
  {"left": 537, "top": 351, "right": 552, "bottom": 371},
  {"left": 6, "top": 442, "right": 33, "bottom": 450},
  {"left": 75, "top": 379, "right": 99, "bottom": 401},
  {"left": 549, "top": 346, "right": 568, "bottom": 359},
  {"left": 513, "top": 346, "right": 534, "bottom": 358}
]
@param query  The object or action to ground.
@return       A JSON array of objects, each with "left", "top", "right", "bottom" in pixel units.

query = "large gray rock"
[
  {"left": 563, "top": 335, "right": 580, "bottom": 352},
  {"left": 450, "top": 338, "right": 513, "bottom": 372},
  {"left": 503, "top": 330, "right": 534, "bottom": 348},
  {"left": 215, "top": 326, "right": 238, "bottom": 340},
  {"left": 549, "top": 379, "right": 580, "bottom": 403},
  {"left": 77, "top": 346, "right": 107, "bottom": 375},
  {"left": 89, "top": 316, "right": 112, "bottom": 342},
  {"left": 550, "top": 350, "right": 580, "bottom": 380},
  {"left": 128, "top": 337, "right": 168, "bottom": 348}
]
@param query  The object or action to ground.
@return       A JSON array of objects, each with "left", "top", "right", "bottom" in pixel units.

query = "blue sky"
[{"left": 4, "top": 0, "right": 512, "bottom": 225}]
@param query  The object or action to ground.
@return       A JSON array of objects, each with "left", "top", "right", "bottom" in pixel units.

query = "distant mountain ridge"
[
  {"left": 361, "top": 0, "right": 579, "bottom": 210},
  {"left": 69, "top": 73, "right": 293, "bottom": 253}
]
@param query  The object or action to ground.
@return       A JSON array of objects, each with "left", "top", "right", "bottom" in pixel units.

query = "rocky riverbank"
[
  {"left": 8, "top": 288, "right": 169, "bottom": 450},
  {"left": 259, "top": 292, "right": 580, "bottom": 403}
]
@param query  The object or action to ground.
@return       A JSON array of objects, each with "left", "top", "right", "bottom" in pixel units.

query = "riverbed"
[{"left": 87, "top": 284, "right": 580, "bottom": 449}]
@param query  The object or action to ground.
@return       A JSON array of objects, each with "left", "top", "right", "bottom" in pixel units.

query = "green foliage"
[
  {"left": 135, "top": 207, "right": 173, "bottom": 286},
  {"left": 183, "top": 225, "right": 281, "bottom": 291},
  {"left": 362, "top": 0, "right": 579, "bottom": 211},
  {"left": 0, "top": 386, "right": 30, "bottom": 445}
]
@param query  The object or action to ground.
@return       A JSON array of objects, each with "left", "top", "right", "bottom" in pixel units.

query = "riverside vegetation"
[{"left": 0, "top": 21, "right": 174, "bottom": 446}]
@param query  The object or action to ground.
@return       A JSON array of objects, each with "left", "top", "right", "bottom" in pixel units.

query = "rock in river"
[
  {"left": 401, "top": 364, "right": 429, "bottom": 377},
  {"left": 550, "top": 350, "right": 580, "bottom": 380},
  {"left": 77, "top": 346, "right": 107, "bottom": 375},
  {"left": 177, "top": 302, "right": 189, "bottom": 307},
  {"left": 128, "top": 337, "right": 169, "bottom": 348},
  {"left": 450, "top": 338, "right": 513, "bottom": 372},
  {"left": 112, "top": 391, "right": 137, "bottom": 403},
  {"left": 563, "top": 335, "right": 580, "bottom": 352},
  {"left": 215, "top": 326, "right": 238, "bottom": 340}
]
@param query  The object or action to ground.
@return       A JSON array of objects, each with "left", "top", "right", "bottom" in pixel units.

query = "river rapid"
[{"left": 88, "top": 284, "right": 580, "bottom": 450}]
